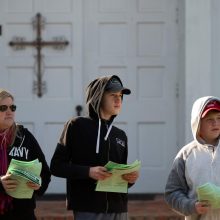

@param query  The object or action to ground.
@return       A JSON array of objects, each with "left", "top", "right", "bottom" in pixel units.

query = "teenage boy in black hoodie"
[{"left": 50, "top": 75, "right": 139, "bottom": 220}]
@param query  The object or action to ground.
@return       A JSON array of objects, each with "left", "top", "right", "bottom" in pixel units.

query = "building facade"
[{"left": 0, "top": 0, "right": 219, "bottom": 194}]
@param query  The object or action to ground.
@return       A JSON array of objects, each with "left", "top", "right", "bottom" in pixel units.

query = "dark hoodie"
[
  {"left": 0, "top": 125, "right": 51, "bottom": 218},
  {"left": 50, "top": 75, "right": 130, "bottom": 213}
]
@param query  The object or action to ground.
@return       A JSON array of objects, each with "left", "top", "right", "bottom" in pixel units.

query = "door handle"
[{"left": 75, "top": 105, "right": 83, "bottom": 116}]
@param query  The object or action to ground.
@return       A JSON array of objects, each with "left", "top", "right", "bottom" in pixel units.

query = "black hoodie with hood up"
[{"left": 50, "top": 75, "right": 131, "bottom": 213}]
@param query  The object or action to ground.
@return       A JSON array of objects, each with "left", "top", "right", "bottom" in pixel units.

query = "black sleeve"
[
  {"left": 25, "top": 129, "right": 51, "bottom": 196},
  {"left": 50, "top": 143, "right": 90, "bottom": 179},
  {"left": 119, "top": 131, "right": 134, "bottom": 188},
  {"left": 50, "top": 120, "right": 90, "bottom": 179},
  {"left": 124, "top": 133, "right": 135, "bottom": 189},
  {"left": 122, "top": 132, "right": 128, "bottom": 165},
  {"left": 37, "top": 153, "right": 51, "bottom": 196}
]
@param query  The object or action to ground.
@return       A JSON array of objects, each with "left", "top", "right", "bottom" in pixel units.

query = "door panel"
[
  {"left": 0, "top": 0, "right": 83, "bottom": 193},
  {"left": 84, "top": 0, "right": 178, "bottom": 193},
  {"left": 0, "top": 0, "right": 178, "bottom": 193}
]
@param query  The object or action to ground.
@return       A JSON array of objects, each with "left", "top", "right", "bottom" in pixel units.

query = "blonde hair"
[{"left": 0, "top": 89, "right": 14, "bottom": 101}]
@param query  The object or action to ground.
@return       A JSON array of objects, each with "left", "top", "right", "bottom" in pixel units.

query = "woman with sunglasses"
[{"left": 0, "top": 89, "right": 51, "bottom": 220}]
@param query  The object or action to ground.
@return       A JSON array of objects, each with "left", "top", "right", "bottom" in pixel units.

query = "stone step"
[{"left": 35, "top": 197, "right": 184, "bottom": 220}]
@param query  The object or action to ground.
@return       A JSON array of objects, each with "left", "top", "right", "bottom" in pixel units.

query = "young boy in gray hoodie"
[{"left": 165, "top": 96, "right": 220, "bottom": 220}]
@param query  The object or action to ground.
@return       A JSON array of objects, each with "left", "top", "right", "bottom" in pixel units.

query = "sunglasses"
[{"left": 0, "top": 105, "right": 17, "bottom": 112}]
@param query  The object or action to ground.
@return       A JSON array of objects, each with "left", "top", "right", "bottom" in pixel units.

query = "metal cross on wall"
[{"left": 9, "top": 13, "right": 69, "bottom": 97}]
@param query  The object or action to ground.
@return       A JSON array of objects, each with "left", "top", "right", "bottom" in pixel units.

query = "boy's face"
[
  {"left": 100, "top": 91, "right": 122, "bottom": 120},
  {"left": 199, "top": 110, "right": 220, "bottom": 145}
]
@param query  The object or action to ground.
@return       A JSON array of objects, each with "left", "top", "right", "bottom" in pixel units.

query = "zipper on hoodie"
[
  {"left": 208, "top": 145, "right": 215, "bottom": 158},
  {"left": 104, "top": 122, "right": 111, "bottom": 213},
  {"left": 208, "top": 146, "right": 215, "bottom": 182},
  {"left": 105, "top": 122, "right": 111, "bottom": 161}
]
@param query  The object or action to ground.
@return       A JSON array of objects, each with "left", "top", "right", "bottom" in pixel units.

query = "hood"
[
  {"left": 85, "top": 75, "right": 130, "bottom": 153},
  {"left": 86, "top": 75, "right": 110, "bottom": 119},
  {"left": 191, "top": 96, "right": 220, "bottom": 143},
  {"left": 86, "top": 75, "right": 129, "bottom": 119}
]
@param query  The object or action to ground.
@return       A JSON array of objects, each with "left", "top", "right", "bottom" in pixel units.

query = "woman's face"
[{"left": 0, "top": 97, "right": 15, "bottom": 131}]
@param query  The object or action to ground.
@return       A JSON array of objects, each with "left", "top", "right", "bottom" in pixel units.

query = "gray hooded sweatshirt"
[{"left": 164, "top": 96, "right": 220, "bottom": 220}]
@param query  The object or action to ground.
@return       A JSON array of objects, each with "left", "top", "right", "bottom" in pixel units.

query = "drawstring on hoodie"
[
  {"left": 19, "top": 135, "right": 25, "bottom": 148},
  {"left": 87, "top": 75, "right": 130, "bottom": 154},
  {"left": 104, "top": 123, "right": 113, "bottom": 141},
  {"left": 96, "top": 119, "right": 101, "bottom": 154},
  {"left": 96, "top": 119, "right": 113, "bottom": 154}
]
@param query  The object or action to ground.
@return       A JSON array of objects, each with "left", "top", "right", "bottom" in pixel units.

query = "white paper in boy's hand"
[{"left": 7, "top": 158, "right": 42, "bottom": 199}]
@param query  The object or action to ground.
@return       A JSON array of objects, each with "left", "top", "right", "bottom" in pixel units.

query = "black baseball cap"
[{"left": 105, "top": 77, "right": 131, "bottom": 95}]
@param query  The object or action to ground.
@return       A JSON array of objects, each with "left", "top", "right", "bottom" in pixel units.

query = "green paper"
[
  {"left": 95, "top": 160, "right": 141, "bottom": 193},
  {"left": 7, "top": 158, "right": 42, "bottom": 199},
  {"left": 197, "top": 182, "right": 220, "bottom": 209}
]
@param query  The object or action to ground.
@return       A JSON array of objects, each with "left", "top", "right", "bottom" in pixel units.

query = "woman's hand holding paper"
[
  {"left": 26, "top": 181, "right": 41, "bottom": 190},
  {"left": 1, "top": 173, "right": 19, "bottom": 192}
]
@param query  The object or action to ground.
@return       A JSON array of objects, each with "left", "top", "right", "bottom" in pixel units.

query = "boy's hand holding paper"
[
  {"left": 95, "top": 160, "right": 141, "bottom": 193},
  {"left": 197, "top": 182, "right": 220, "bottom": 209},
  {"left": 122, "top": 171, "right": 139, "bottom": 184}
]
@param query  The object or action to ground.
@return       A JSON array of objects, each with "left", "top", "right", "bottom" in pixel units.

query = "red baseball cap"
[{"left": 201, "top": 100, "right": 220, "bottom": 118}]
